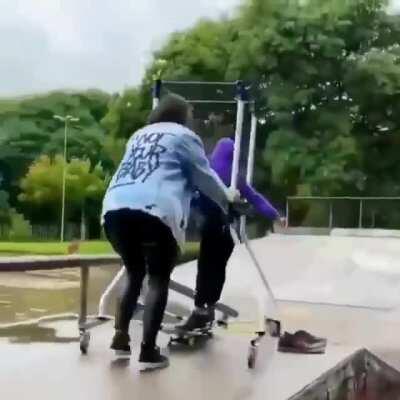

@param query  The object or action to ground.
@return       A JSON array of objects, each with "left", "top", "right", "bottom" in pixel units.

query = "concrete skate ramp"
[
  {"left": 2, "top": 234, "right": 400, "bottom": 400},
  {"left": 172, "top": 234, "right": 400, "bottom": 315}
]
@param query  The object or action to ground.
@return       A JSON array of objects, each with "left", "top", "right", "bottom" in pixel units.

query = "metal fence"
[{"left": 286, "top": 197, "right": 400, "bottom": 230}]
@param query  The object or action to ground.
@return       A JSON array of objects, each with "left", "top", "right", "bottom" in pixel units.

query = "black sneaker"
[
  {"left": 178, "top": 307, "right": 215, "bottom": 332},
  {"left": 110, "top": 330, "right": 131, "bottom": 358},
  {"left": 139, "top": 344, "right": 169, "bottom": 372}
]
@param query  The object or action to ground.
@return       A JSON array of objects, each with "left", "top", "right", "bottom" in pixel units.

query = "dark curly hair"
[{"left": 148, "top": 93, "right": 192, "bottom": 127}]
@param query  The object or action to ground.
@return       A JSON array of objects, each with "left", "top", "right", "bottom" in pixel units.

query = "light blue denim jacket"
[{"left": 102, "top": 122, "right": 229, "bottom": 247}]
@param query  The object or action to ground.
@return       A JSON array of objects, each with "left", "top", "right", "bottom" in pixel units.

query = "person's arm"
[
  {"left": 176, "top": 133, "right": 231, "bottom": 213},
  {"left": 238, "top": 180, "right": 280, "bottom": 221}
]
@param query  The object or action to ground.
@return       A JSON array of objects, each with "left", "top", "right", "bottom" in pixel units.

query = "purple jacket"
[{"left": 209, "top": 138, "right": 279, "bottom": 221}]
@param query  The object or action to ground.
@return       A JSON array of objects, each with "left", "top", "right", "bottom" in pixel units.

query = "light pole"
[{"left": 53, "top": 115, "right": 80, "bottom": 242}]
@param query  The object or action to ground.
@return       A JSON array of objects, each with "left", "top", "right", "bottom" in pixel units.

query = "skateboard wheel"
[
  {"left": 217, "top": 320, "right": 228, "bottom": 328},
  {"left": 188, "top": 337, "right": 195, "bottom": 346},
  {"left": 80, "top": 331, "right": 90, "bottom": 354},
  {"left": 248, "top": 346, "right": 257, "bottom": 369}
]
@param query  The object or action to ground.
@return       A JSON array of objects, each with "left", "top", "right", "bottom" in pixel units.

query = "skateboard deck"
[{"left": 168, "top": 325, "right": 214, "bottom": 347}]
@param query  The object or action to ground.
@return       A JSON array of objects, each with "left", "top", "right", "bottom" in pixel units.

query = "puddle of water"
[
  {"left": 0, "top": 265, "right": 193, "bottom": 343},
  {"left": 0, "top": 266, "right": 120, "bottom": 325},
  {"left": 0, "top": 320, "right": 80, "bottom": 344}
]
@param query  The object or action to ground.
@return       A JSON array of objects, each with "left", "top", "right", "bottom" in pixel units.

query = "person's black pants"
[
  {"left": 195, "top": 209, "right": 235, "bottom": 308},
  {"left": 104, "top": 209, "right": 178, "bottom": 347}
]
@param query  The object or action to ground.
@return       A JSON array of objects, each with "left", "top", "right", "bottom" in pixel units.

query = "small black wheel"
[
  {"left": 80, "top": 331, "right": 90, "bottom": 355},
  {"left": 80, "top": 344, "right": 88, "bottom": 354},
  {"left": 217, "top": 319, "right": 228, "bottom": 328},
  {"left": 248, "top": 346, "right": 257, "bottom": 369}
]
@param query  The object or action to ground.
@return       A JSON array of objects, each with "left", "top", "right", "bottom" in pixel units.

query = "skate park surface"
[{"left": 1, "top": 232, "right": 400, "bottom": 399}]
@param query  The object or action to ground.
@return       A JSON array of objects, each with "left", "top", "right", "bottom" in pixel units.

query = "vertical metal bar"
[
  {"left": 152, "top": 79, "right": 162, "bottom": 109},
  {"left": 240, "top": 105, "right": 257, "bottom": 237},
  {"left": 285, "top": 198, "right": 289, "bottom": 228},
  {"left": 329, "top": 202, "right": 333, "bottom": 229},
  {"left": 359, "top": 199, "right": 363, "bottom": 228},
  {"left": 79, "top": 265, "right": 89, "bottom": 329},
  {"left": 230, "top": 81, "right": 246, "bottom": 191},
  {"left": 60, "top": 120, "right": 68, "bottom": 242},
  {"left": 98, "top": 266, "right": 125, "bottom": 318},
  {"left": 246, "top": 107, "right": 257, "bottom": 185}
]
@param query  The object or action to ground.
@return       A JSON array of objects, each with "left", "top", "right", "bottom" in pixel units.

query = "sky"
[
  {"left": 0, "top": 0, "right": 399, "bottom": 97},
  {"left": 0, "top": 0, "right": 241, "bottom": 97}
]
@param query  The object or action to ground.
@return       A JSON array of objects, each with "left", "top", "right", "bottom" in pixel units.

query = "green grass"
[{"left": 0, "top": 240, "right": 199, "bottom": 263}]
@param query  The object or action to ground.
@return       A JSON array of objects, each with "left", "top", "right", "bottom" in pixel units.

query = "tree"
[
  {"left": 102, "top": 136, "right": 127, "bottom": 169},
  {"left": 0, "top": 90, "right": 114, "bottom": 209},
  {"left": 139, "top": 19, "right": 237, "bottom": 138},
  {"left": 19, "top": 155, "right": 109, "bottom": 236},
  {"left": 101, "top": 88, "right": 150, "bottom": 139},
  {"left": 0, "top": 190, "right": 11, "bottom": 230},
  {"left": 139, "top": 0, "right": 400, "bottom": 227},
  {"left": 143, "top": 19, "right": 235, "bottom": 84}
]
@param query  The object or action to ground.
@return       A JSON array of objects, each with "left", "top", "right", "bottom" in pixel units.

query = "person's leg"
[
  {"left": 139, "top": 217, "right": 178, "bottom": 370},
  {"left": 104, "top": 210, "right": 147, "bottom": 355},
  {"left": 181, "top": 214, "right": 234, "bottom": 331},
  {"left": 204, "top": 222, "right": 234, "bottom": 305},
  {"left": 114, "top": 259, "right": 146, "bottom": 333},
  {"left": 194, "top": 220, "right": 217, "bottom": 308}
]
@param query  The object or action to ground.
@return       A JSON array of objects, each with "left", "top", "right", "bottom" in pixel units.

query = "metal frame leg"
[
  {"left": 98, "top": 266, "right": 126, "bottom": 319},
  {"left": 79, "top": 266, "right": 90, "bottom": 354}
]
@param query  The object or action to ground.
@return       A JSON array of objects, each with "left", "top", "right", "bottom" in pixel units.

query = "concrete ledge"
[
  {"left": 0, "top": 255, "right": 120, "bottom": 272},
  {"left": 331, "top": 228, "right": 400, "bottom": 238}
]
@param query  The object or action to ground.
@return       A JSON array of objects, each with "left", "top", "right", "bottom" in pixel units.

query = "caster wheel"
[
  {"left": 80, "top": 331, "right": 90, "bottom": 354},
  {"left": 248, "top": 346, "right": 257, "bottom": 369},
  {"left": 266, "top": 319, "right": 281, "bottom": 338},
  {"left": 188, "top": 337, "right": 196, "bottom": 346},
  {"left": 217, "top": 320, "right": 228, "bottom": 328}
]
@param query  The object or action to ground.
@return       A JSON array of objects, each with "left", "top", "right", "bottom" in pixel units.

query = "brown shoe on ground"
[{"left": 278, "top": 331, "right": 326, "bottom": 354}]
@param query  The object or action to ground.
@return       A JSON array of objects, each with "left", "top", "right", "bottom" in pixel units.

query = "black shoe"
[
  {"left": 139, "top": 344, "right": 169, "bottom": 372},
  {"left": 110, "top": 330, "right": 131, "bottom": 357},
  {"left": 178, "top": 307, "right": 215, "bottom": 332}
]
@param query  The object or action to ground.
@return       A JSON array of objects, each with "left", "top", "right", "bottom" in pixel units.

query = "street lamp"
[{"left": 53, "top": 114, "right": 80, "bottom": 242}]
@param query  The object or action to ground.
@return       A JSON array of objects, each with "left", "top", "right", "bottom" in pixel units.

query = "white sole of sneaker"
[
  {"left": 114, "top": 350, "right": 131, "bottom": 359},
  {"left": 139, "top": 359, "right": 169, "bottom": 372}
]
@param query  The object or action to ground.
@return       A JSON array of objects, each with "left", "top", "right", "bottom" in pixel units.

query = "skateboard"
[{"left": 168, "top": 324, "right": 214, "bottom": 347}]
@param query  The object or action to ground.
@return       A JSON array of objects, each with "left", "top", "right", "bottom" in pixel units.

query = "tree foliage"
[
  {"left": 141, "top": 0, "right": 400, "bottom": 202},
  {"left": 19, "top": 155, "right": 109, "bottom": 223},
  {"left": 0, "top": 90, "right": 113, "bottom": 204},
  {"left": 1, "top": 0, "right": 400, "bottom": 230},
  {"left": 0, "top": 190, "right": 11, "bottom": 227}
]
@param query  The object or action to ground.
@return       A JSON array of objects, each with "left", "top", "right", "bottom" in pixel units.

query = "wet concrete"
[
  {"left": 1, "top": 299, "right": 399, "bottom": 400},
  {"left": 1, "top": 234, "right": 400, "bottom": 399},
  {"left": 0, "top": 266, "right": 119, "bottom": 324},
  {"left": 0, "top": 317, "right": 359, "bottom": 400}
]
